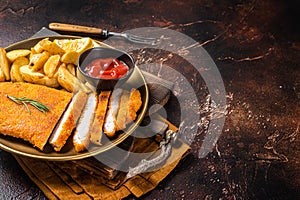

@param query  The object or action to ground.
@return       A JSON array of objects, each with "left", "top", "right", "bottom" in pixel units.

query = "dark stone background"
[{"left": 0, "top": 0, "right": 299, "bottom": 199}]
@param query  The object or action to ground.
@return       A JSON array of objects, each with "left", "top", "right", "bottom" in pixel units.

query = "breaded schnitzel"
[
  {"left": 73, "top": 93, "right": 98, "bottom": 152},
  {"left": 103, "top": 88, "right": 123, "bottom": 137},
  {"left": 0, "top": 82, "right": 73, "bottom": 150},
  {"left": 90, "top": 91, "right": 111, "bottom": 145},
  {"left": 49, "top": 90, "right": 87, "bottom": 151},
  {"left": 116, "top": 88, "right": 142, "bottom": 131}
]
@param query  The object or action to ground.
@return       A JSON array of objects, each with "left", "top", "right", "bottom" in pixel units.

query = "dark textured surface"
[{"left": 0, "top": 0, "right": 299, "bottom": 199}]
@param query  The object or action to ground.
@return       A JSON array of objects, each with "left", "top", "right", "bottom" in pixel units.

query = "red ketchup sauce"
[{"left": 84, "top": 58, "right": 129, "bottom": 79}]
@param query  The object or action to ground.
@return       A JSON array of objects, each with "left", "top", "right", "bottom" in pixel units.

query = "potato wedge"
[
  {"left": 0, "top": 48, "right": 10, "bottom": 80},
  {"left": 29, "top": 52, "right": 49, "bottom": 71},
  {"left": 33, "top": 38, "right": 48, "bottom": 53},
  {"left": 41, "top": 75, "right": 60, "bottom": 88},
  {"left": 20, "top": 65, "right": 44, "bottom": 81},
  {"left": 76, "top": 67, "right": 85, "bottom": 83},
  {"left": 29, "top": 48, "right": 37, "bottom": 61},
  {"left": 54, "top": 37, "right": 93, "bottom": 54},
  {"left": 10, "top": 56, "right": 29, "bottom": 82},
  {"left": 20, "top": 65, "right": 59, "bottom": 87},
  {"left": 57, "top": 64, "right": 90, "bottom": 93},
  {"left": 0, "top": 67, "right": 5, "bottom": 82},
  {"left": 39, "top": 39, "right": 65, "bottom": 55},
  {"left": 6, "top": 49, "right": 31, "bottom": 63},
  {"left": 66, "top": 63, "right": 76, "bottom": 76},
  {"left": 61, "top": 51, "right": 79, "bottom": 65},
  {"left": 44, "top": 54, "right": 60, "bottom": 78},
  {"left": 84, "top": 81, "right": 96, "bottom": 92}
]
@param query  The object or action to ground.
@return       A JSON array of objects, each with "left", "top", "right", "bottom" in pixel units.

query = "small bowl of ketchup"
[{"left": 78, "top": 47, "right": 134, "bottom": 91}]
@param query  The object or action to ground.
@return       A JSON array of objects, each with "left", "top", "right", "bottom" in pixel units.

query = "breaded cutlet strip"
[
  {"left": 115, "top": 88, "right": 142, "bottom": 131},
  {"left": 0, "top": 82, "right": 73, "bottom": 150},
  {"left": 90, "top": 91, "right": 111, "bottom": 145},
  {"left": 115, "top": 90, "right": 130, "bottom": 131},
  {"left": 127, "top": 88, "right": 142, "bottom": 123},
  {"left": 73, "top": 93, "right": 98, "bottom": 152},
  {"left": 49, "top": 91, "right": 88, "bottom": 151},
  {"left": 103, "top": 88, "right": 123, "bottom": 137}
]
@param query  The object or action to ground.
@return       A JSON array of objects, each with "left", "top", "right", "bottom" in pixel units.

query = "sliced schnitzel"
[
  {"left": 0, "top": 82, "right": 73, "bottom": 150},
  {"left": 116, "top": 90, "right": 130, "bottom": 131},
  {"left": 103, "top": 88, "right": 123, "bottom": 137},
  {"left": 73, "top": 93, "right": 98, "bottom": 152},
  {"left": 116, "top": 88, "right": 142, "bottom": 131},
  {"left": 90, "top": 91, "right": 111, "bottom": 145},
  {"left": 49, "top": 90, "right": 87, "bottom": 151}
]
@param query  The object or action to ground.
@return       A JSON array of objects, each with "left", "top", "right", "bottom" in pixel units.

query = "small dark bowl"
[{"left": 78, "top": 47, "right": 135, "bottom": 91}]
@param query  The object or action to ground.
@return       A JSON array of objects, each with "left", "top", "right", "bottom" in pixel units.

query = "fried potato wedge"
[
  {"left": 57, "top": 64, "right": 90, "bottom": 93},
  {"left": 0, "top": 48, "right": 10, "bottom": 80},
  {"left": 29, "top": 52, "right": 50, "bottom": 71},
  {"left": 66, "top": 63, "right": 76, "bottom": 76},
  {"left": 76, "top": 67, "right": 86, "bottom": 83},
  {"left": 10, "top": 56, "right": 29, "bottom": 82},
  {"left": 33, "top": 38, "right": 46, "bottom": 53},
  {"left": 0, "top": 67, "right": 5, "bottom": 82},
  {"left": 6, "top": 49, "right": 31, "bottom": 63},
  {"left": 20, "top": 65, "right": 45, "bottom": 80},
  {"left": 38, "top": 38, "right": 65, "bottom": 55},
  {"left": 61, "top": 51, "right": 79, "bottom": 65},
  {"left": 20, "top": 65, "right": 59, "bottom": 88},
  {"left": 44, "top": 54, "right": 60, "bottom": 78},
  {"left": 29, "top": 48, "right": 37, "bottom": 61},
  {"left": 42, "top": 75, "right": 60, "bottom": 88},
  {"left": 54, "top": 37, "right": 93, "bottom": 54}
]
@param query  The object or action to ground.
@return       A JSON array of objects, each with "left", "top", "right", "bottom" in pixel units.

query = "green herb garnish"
[{"left": 6, "top": 95, "right": 50, "bottom": 114}]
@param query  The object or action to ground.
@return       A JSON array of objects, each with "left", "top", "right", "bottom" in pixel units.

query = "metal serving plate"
[{"left": 0, "top": 36, "right": 149, "bottom": 161}]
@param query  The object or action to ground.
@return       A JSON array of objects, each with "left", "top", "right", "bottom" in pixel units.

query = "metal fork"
[
  {"left": 103, "top": 30, "right": 159, "bottom": 45},
  {"left": 49, "top": 22, "right": 159, "bottom": 45}
]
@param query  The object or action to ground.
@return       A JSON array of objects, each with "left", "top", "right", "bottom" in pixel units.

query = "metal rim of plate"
[{"left": 0, "top": 36, "right": 149, "bottom": 161}]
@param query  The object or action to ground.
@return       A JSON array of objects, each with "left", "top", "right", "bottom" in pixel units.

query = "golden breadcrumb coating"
[
  {"left": 127, "top": 88, "right": 142, "bottom": 123},
  {"left": 90, "top": 91, "right": 111, "bottom": 145},
  {"left": 0, "top": 82, "right": 73, "bottom": 150},
  {"left": 49, "top": 90, "right": 87, "bottom": 151}
]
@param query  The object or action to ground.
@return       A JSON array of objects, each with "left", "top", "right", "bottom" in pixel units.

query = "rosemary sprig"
[{"left": 6, "top": 95, "right": 50, "bottom": 114}]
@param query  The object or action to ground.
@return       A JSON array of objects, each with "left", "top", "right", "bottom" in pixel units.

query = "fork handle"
[{"left": 49, "top": 22, "right": 104, "bottom": 35}]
